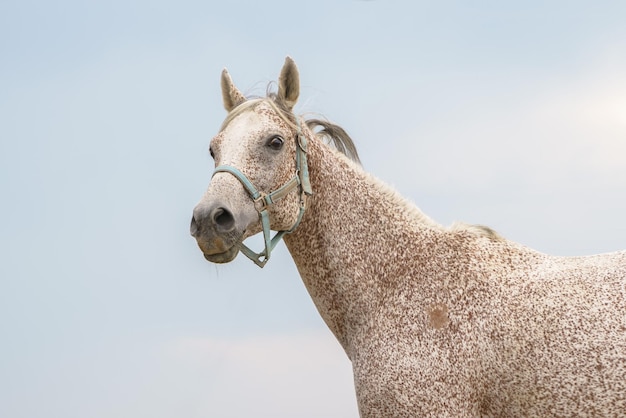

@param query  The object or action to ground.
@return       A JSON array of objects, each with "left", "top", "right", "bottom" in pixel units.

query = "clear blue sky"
[{"left": 1, "top": 1, "right": 625, "bottom": 417}]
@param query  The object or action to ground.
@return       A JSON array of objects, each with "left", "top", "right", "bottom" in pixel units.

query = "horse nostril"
[
  {"left": 212, "top": 207, "right": 235, "bottom": 232},
  {"left": 190, "top": 215, "right": 200, "bottom": 237}
]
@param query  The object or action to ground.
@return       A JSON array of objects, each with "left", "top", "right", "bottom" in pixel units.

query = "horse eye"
[{"left": 267, "top": 135, "right": 284, "bottom": 151}]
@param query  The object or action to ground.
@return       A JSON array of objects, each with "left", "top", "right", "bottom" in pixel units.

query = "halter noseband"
[{"left": 211, "top": 118, "right": 312, "bottom": 267}]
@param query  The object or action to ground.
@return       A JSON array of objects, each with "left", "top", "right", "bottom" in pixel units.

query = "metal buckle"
[{"left": 254, "top": 193, "right": 269, "bottom": 212}]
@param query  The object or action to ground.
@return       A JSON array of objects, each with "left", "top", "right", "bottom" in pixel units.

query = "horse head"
[{"left": 190, "top": 57, "right": 311, "bottom": 267}]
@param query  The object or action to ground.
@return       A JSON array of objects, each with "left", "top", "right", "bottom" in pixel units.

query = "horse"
[{"left": 190, "top": 57, "right": 626, "bottom": 417}]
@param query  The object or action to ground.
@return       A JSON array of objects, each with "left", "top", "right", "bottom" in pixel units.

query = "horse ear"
[
  {"left": 277, "top": 56, "right": 300, "bottom": 111},
  {"left": 221, "top": 68, "right": 246, "bottom": 112}
]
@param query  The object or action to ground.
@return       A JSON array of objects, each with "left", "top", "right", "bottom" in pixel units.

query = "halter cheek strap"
[{"left": 211, "top": 118, "right": 312, "bottom": 268}]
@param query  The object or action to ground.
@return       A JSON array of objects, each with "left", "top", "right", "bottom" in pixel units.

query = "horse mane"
[
  {"left": 304, "top": 119, "right": 361, "bottom": 164},
  {"left": 219, "top": 94, "right": 505, "bottom": 242},
  {"left": 220, "top": 90, "right": 361, "bottom": 165}
]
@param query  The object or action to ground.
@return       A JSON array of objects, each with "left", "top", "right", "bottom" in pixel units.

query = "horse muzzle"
[{"left": 190, "top": 200, "right": 247, "bottom": 263}]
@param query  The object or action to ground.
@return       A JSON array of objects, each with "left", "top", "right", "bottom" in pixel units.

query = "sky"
[{"left": 1, "top": 1, "right": 625, "bottom": 417}]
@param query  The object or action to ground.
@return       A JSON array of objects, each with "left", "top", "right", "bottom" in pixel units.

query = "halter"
[{"left": 211, "top": 118, "right": 313, "bottom": 267}]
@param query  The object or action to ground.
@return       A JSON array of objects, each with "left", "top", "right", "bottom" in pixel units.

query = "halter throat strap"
[{"left": 211, "top": 118, "right": 312, "bottom": 267}]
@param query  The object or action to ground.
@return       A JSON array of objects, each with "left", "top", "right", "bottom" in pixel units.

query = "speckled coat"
[{"left": 192, "top": 58, "right": 626, "bottom": 417}]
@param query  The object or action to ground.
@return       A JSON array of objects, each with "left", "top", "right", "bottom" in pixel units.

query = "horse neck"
[{"left": 283, "top": 138, "right": 444, "bottom": 357}]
